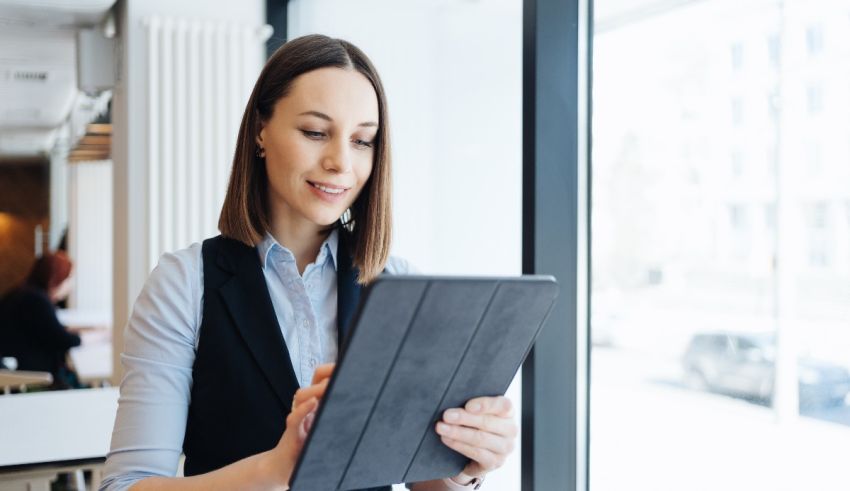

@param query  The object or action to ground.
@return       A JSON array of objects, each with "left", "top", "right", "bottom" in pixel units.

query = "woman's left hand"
[{"left": 435, "top": 396, "right": 517, "bottom": 480}]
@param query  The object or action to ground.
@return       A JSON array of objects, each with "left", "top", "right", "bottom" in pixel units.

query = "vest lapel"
[
  {"left": 216, "top": 238, "right": 300, "bottom": 406},
  {"left": 336, "top": 230, "right": 361, "bottom": 350}
]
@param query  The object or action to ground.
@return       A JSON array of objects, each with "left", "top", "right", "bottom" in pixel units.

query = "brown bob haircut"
[{"left": 218, "top": 34, "right": 392, "bottom": 284}]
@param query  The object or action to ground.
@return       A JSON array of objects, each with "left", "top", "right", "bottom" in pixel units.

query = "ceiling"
[{"left": 0, "top": 0, "right": 115, "bottom": 159}]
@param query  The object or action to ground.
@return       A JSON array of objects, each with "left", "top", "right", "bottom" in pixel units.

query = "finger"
[
  {"left": 442, "top": 408, "right": 517, "bottom": 439},
  {"left": 293, "top": 379, "right": 329, "bottom": 407},
  {"left": 440, "top": 436, "right": 506, "bottom": 473},
  {"left": 304, "top": 409, "right": 317, "bottom": 434},
  {"left": 436, "top": 421, "right": 515, "bottom": 455},
  {"left": 299, "top": 408, "right": 318, "bottom": 440},
  {"left": 311, "top": 363, "right": 335, "bottom": 385},
  {"left": 286, "top": 396, "right": 318, "bottom": 437},
  {"left": 465, "top": 396, "right": 513, "bottom": 417}
]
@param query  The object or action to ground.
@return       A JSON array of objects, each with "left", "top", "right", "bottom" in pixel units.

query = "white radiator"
[{"left": 142, "top": 17, "right": 272, "bottom": 268}]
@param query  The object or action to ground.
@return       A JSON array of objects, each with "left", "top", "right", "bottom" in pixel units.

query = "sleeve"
[
  {"left": 383, "top": 255, "right": 420, "bottom": 275},
  {"left": 99, "top": 244, "right": 203, "bottom": 491}
]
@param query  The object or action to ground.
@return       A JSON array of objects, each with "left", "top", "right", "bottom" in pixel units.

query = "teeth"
[{"left": 312, "top": 182, "right": 346, "bottom": 194}]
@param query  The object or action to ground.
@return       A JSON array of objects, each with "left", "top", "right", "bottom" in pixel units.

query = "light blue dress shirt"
[{"left": 100, "top": 229, "right": 413, "bottom": 490}]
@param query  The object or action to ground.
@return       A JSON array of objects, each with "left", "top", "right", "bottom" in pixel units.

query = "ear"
[{"left": 255, "top": 127, "right": 265, "bottom": 148}]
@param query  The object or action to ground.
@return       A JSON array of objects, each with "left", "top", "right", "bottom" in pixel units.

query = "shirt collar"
[{"left": 257, "top": 228, "right": 339, "bottom": 271}]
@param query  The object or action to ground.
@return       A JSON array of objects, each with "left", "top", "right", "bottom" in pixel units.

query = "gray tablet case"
[{"left": 290, "top": 275, "right": 559, "bottom": 490}]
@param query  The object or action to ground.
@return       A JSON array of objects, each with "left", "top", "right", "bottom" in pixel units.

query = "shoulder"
[
  {"left": 153, "top": 242, "right": 204, "bottom": 278},
  {"left": 2, "top": 287, "right": 52, "bottom": 312},
  {"left": 122, "top": 242, "right": 206, "bottom": 365},
  {"left": 133, "top": 242, "right": 204, "bottom": 336},
  {"left": 383, "top": 255, "right": 419, "bottom": 275},
  {"left": 143, "top": 242, "right": 204, "bottom": 299}
]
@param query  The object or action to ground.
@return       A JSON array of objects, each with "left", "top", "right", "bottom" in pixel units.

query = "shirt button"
[
  {"left": 302, "top": 319, "right": 309, "bottom": 328},
  {"left": 308, "top": 358, "right": 316, "bottom": 368}
]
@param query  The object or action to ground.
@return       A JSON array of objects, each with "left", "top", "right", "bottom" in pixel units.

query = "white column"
[{"left": 111, "top": 0, "right": 268, "bottom": 384}]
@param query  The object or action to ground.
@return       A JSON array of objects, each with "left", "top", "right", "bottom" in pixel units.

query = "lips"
[{"left": 308, "top": 181, "right": 350, "bottom": 194}]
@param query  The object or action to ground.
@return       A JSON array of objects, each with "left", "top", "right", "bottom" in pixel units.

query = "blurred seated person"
[{"left": 0, "top": 252, "right": 84, "bottom": 389}]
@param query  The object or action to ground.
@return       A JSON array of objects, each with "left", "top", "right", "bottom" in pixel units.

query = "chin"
[{"left": 308, "top": 209, "right": 346, "bottom": 228}]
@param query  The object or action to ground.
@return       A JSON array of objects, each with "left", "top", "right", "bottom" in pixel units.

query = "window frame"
[{"left": 522, "top": 0, "right": 591, "bottom": 490}]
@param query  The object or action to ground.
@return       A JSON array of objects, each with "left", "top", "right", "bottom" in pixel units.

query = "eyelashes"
[{"left": 300, "top": 129, "right": 374, "bottom": 149}]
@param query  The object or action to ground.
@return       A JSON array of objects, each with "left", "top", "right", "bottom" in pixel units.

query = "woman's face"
[{"left": 258, "top": 67, "right": 379, "bottom": 230}]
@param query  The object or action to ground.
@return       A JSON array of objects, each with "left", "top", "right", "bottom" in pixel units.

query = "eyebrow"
[{"left": 298, "top": 110, "right": 378, "bottom": 128}]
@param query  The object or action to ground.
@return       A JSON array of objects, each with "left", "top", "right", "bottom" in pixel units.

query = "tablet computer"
[{"left": 290, "top": 275, "right": 559, "bottom": 490}]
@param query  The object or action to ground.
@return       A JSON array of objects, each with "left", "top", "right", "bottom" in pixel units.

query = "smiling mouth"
[{"left": 308, "top": 181, "right": 350, "bottom": 195}]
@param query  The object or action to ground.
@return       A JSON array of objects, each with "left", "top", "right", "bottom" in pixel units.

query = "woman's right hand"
[{"left": 262, "top": 363, "right": 336, "bottom": 489}]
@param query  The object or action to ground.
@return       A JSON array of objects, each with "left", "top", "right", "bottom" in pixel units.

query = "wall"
[
  {"left": 0, "top": 162, "right": 50, "bottom": 295},
  {"left": 288, "top": 0, "right": 522, "bottom": 276}
]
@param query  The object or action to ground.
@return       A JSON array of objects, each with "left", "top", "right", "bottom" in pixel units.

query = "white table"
[
  {"left": 0, "top": 388, "right": 119, "bottom": 490},
  {"left": 69, "top": 328, "right": 113, "bottom": 384},
  {"left": 56, "top": 309, "right": 111, "bottom": 330}
]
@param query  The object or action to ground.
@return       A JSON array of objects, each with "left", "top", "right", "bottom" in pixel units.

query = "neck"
[{"left": 268, "top": 212, "right": 331, "bottom": 276}]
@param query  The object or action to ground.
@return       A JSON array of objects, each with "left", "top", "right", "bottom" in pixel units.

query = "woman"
[
  {"left": 0, "top": 252, "right": 82, "bottom": 389},
  {"left": 101, "top": 35, "right": 516, "bottom": 490}
]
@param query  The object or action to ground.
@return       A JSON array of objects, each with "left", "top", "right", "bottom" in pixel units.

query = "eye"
[
  {"left": 353, "top": 139, "right": 374, "bottom": 149},
  {"left": 301, "top": 130, "right": 326, "bottom": 140}
]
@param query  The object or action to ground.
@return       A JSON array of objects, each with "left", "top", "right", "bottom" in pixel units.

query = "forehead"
[{"left": 279, "top": 67, "right": 379, "bottom": 124}]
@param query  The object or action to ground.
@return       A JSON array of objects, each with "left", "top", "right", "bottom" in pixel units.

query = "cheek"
[
  {"left": 354, "top": 156, "right": 374, "bottom": 188},
  {"left": 267, "top": 142, "right": 310, "bottom": 184}
]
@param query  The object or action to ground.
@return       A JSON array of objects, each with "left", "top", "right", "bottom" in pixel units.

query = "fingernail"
[
  {"left": 469, "top": 402, "right": 481, "bottom": 413},
  {"left": 436, "top": 422, "right": 450, "bottom": 434},
  {"left": 445, "top": 410, "right": 459, "bottom": 422}
]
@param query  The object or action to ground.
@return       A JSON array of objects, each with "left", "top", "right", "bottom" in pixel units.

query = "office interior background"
[{"left": 0, "top": 0, "right": 848, "bottom": 489}]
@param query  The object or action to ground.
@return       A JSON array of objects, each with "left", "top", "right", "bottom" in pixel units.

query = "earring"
[{"left": 255, "top": 146, "right": 265, "bottom": 158}]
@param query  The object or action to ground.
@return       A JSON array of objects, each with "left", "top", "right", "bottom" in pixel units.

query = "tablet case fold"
[{"left": 290, "top": 276, "right": 558, "bottom": 490}]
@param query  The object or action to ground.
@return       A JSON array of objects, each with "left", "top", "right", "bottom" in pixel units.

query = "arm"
[
  {"left": 99, "top": 248, "right": 202, "bottom": 490},
  {"left": 100, "top": 247, "right": 309, "bottom": 490},
  {"left": 128, "top": 450, "right": 292, "bottom": 491},
  {"left": 127, "top": 369, "right": 332, "bottom": 491},
  {"left": 128, "top": 396, "right": 320, "bottom": 491},
  {"left": 410, "top": 480, "right": 451, "bottom": 490}
]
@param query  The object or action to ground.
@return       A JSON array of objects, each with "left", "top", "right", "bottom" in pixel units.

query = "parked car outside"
[{"left": 683, "top": 332, "right": 850, "bottom": 408}]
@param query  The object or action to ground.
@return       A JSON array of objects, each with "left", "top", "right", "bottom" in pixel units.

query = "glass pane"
[{"left": 591, "top": 1, "right": 850, "bottom": 489}]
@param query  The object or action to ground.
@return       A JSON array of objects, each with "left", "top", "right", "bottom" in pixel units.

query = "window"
[
  {"left": 731, "top": 148, "right": 744, "bottom": 177},
  {"left": 729, "top": 204, "right": 750, "bottom": 260},
  {"left": 731, "top": 42, "right": 743, "bottom": 71},
  {"left": 808, "top": 202, "right": 828, "bottom": 229},
  {"left": 807, "top": 84, "right": 823, "bottom": 114},
  {"left": 768, "top": 90, "right": 780, "bottom": 121},
  {"left": 764, "top": 203, "right": 776, "bottom": 230},
  {"left": 731, "top": 97, "right": 743, "bottom": 125},
  {"left": 768, "top": 33, "right": 781, "bottom": 68},
  {"left": 592, "top": 2, "right": 850, "bottom": 489},
  {"left": 805, "top": 202, "right": 831, "bottom": 268},
  {"left": 846, "top": 200, "right": 850, "bottom": 228},
  {"left": 807, "top": 140, "right": 823, "bottom": 174},
  {"left": 806, "top": 24, "right": 824, "bottom": 56}
]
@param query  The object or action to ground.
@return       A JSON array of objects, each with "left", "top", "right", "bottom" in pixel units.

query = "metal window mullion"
[{"left": 522, "top": 0, "right": 592, "bottom": 490}]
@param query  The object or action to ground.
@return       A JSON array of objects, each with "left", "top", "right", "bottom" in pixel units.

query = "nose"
[{"left": 322, "top": 137, "right": 353, "bottom": 174}]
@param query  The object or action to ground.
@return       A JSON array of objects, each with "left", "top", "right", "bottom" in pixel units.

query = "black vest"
[{"left": 183, "top": 233, "right": 390, "bottom": 491}]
